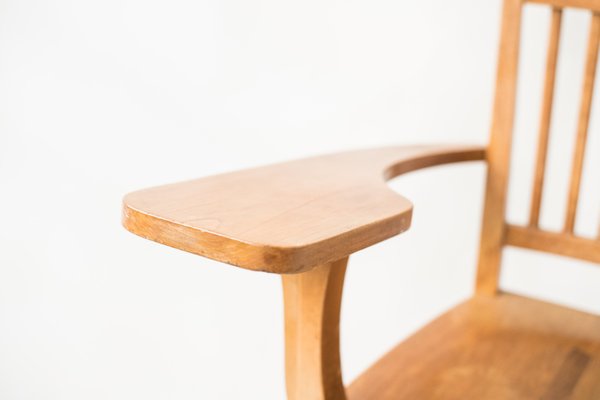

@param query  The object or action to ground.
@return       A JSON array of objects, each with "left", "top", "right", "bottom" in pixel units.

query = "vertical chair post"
[
  {"left": 282, "top": 257, "right": 348, "bottom": 400},
  {"left": 476, "top": 0, "right": 523, "bottom": 295}
]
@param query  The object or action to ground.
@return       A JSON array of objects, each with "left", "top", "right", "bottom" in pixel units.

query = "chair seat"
[{"left": 348, "top": 293, "right": 600, "bottom": 400}]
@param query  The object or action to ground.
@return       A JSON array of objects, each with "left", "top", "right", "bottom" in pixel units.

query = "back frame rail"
[
  {"left": 525, "top": 0, "right": 600, "bottom": 13},
  {"left": 506, "top": 224, "right": 600, "bottom": 263}
]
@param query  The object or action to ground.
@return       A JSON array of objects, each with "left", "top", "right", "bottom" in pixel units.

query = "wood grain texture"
[
  {"left": 530, "top": 7, "right": 562, "bottom": 227},
  {"left": 476, "top": 0, "right": 523, "bottom": 295},
  {"left": 348, "top": 293, "right": 600, "bottom": 400},
  {"left": 564, "top": 13, "right": 600, "bottom": 233},
  {"left": 540, "top": 348, "right": 591, "bottom": 400},
  {"left": 525, "top": 0, "right": 600, "bottom": 12},
  {"left": 123, "top": 145, "right": 484, "bottom": 274},
  {"left": 282, "top": 258, "right": 348, "bottom": 400},
  {"left": 121, "top": 2, "right": 600, "bottom": 399}
]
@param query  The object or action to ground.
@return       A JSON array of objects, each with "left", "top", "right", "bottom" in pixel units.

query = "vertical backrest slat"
[
  {"left": 530, "top": 8, "right": 564, "bottom": 227},
  {"left": 564, "top": 13, "right": 600, "bottom": 233},
  {"left": 476, "top": 0, "right": 523, "bottom": 295}
]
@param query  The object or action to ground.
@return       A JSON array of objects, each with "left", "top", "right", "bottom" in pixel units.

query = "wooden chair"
[{"left": 122, "top": 0, "right": 600, "bottom": 398}]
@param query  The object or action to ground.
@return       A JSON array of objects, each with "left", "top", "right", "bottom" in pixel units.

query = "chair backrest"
[{"left": 476, "top": 0, "right": 600, "bottom": 295}]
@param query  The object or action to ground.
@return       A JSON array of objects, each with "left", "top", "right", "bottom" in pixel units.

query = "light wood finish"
[
  {"left": 122, "top": 1, "right": 600, "bottom": 399},
  {"left": 123, "top": 145, "right": 484, "bottom": 274},
  {"left": 525, "top": 0, "right": 600, "bottom": 13},
  {"left": 476, "top": 0, "right": 523, "bottom": 295},
  {"left": 282, "top": 258, "right": 347, "bottom": 400},
  {"left": 506, "top": 224, "right": 600, "bottom": 263},
  {"left": 564, "top": 13, "right": 600, "bottom": 233},
  {"left": 530, "top": 7, "right": 562, "bottom": 227},
  {"left": 348, "top": 293, "right": 600, "bottom": 400}
]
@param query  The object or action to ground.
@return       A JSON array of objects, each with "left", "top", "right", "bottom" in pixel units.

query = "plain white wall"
[{"left": 1, "top": 0, "right": 599, "bottom": 398}]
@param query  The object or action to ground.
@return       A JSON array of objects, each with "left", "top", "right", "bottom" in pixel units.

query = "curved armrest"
[{"left": 123, "top": 145, "right": 485, "bottom": 274}]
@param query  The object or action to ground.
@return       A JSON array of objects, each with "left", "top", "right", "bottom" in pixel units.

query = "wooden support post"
[
  {"left": 476, "top": 0, "right": 523, "bottom": 295},
  {"left": 282, "top": 257, "right": 348, "bottom": 400}
]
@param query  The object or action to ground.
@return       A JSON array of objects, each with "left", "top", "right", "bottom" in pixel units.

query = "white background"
[{"left": 1, "top": 0, "right": 599, "bottom": 398}]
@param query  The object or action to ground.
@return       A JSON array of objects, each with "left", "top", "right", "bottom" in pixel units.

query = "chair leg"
[{"left": 281, "top": 257, "right": 348, "bottom": 400}]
